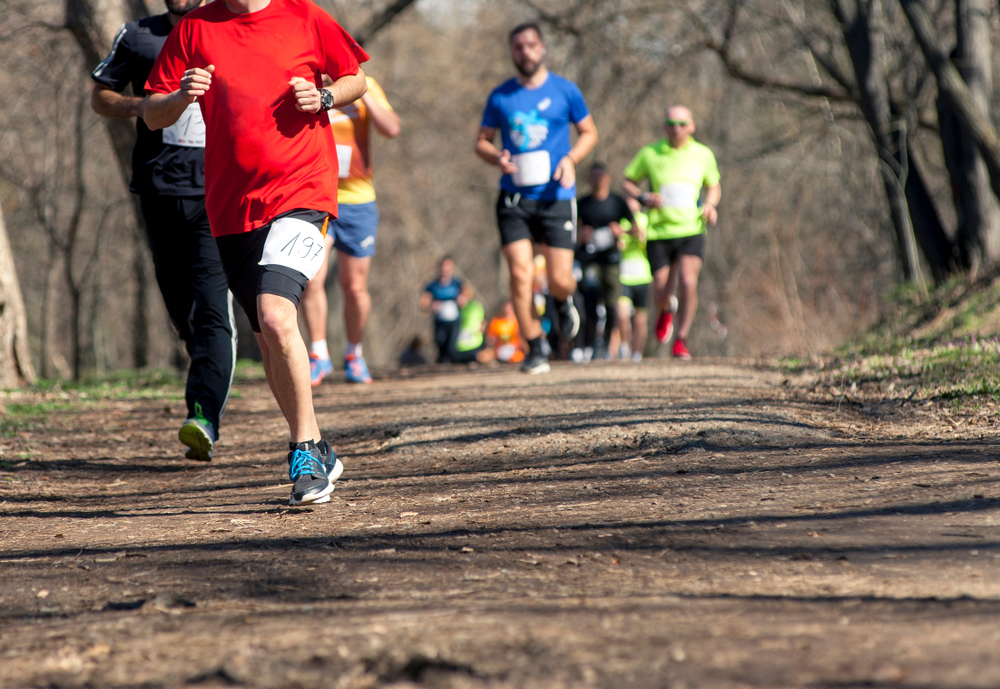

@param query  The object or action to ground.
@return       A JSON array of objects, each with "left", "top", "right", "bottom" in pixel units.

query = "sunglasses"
[{"left": 665, "top": 119, "right": 691, "bottom": 127}]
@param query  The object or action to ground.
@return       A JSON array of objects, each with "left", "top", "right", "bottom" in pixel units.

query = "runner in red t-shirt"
[{"left": 143, "top": 0, "right": 369, "bottom": 507}]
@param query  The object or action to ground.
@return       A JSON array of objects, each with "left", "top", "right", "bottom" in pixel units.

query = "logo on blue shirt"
[{"left": 509, "top": 110, "right": 549, "bottom": 152}]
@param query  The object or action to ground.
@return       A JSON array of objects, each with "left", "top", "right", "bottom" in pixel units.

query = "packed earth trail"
[{"left": 1, "top": 360, "right": 999, "bottom": 689}]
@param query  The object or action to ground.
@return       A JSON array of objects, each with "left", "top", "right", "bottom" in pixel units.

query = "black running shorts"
[
  {"left": 496, "top": 191, "right": 577, "bottom": 250},
  {"left": 619, "top": 282, "right": 651, "bottom": 310},
  {"left": 646, "top": 233, "right": 706, "bottom": 273},
  {"left": 215, "top": 209, "right": 328, "bottom": 332}
]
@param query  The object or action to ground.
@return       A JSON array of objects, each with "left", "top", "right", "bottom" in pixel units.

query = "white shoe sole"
[
  {"left": 522, "top": 362, "right": 551, "bottom": 375},
  {"left": 287, "top": 457, "right": 343, "bottom": 506}
]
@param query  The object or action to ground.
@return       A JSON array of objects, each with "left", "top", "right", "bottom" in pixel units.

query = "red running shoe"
[
  {"left": 655, "top": 311, "right": 674, "bottom": 343},
  {"left": 672, "top": 338, "right": 692, "bottom": 360}
]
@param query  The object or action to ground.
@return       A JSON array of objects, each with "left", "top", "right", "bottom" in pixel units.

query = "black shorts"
[
  {"left": 496, "top": 191, "right": 576, "bottom": 250},
  {"left": 646, "top": 234, "right": 706, "bottom": 273},
  {"left": 215, "top": 209, "right": 327, "bottom": 332},
  {"left": 619, "top": 282, "right": 650, "bottom": 310}
]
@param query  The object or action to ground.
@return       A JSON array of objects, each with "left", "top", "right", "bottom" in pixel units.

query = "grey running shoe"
[
  {"left": 287, "top": 440, "right": 342, "bottom": 506},
  {"left": 519, "top": 350, "right": 551, "bottom": 375},
  {"left": 554, "top": 298, "right": 580, "bottom": 340},
  {"left": 179, "top": 405, "right": 214, "bottom": 462}
]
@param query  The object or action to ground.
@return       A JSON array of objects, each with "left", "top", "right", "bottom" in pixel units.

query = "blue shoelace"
[{"left": 288, "top": 449, "right": 323, "bottom": 482}]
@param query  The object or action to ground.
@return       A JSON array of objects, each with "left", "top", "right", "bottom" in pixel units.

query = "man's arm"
[
  {"left": 475, "top": 126, "right": 519, "bottom": 175},
  {"left": 295, "top": 68, "right": 367, "bottom": 114},
  {"left": 419, "top": 291, "right": 433, "bottom": 313},
  {"left": 702, "top": 183, "right": 721, "bottom": 225},
  {"left": 552, "top": 114, "right": 598, "bottom": 189},
  {"left": 91, "top": 84, "right": 143, "bottom": 119},
  {"left": 143, "top": 64, "right": 214, "bottom": 130},
  {"left": 363, "top": 91, "right": 400, "bottom": 138},
  {"left": 623, "top": 178, "right": 663, "bottom": 209},
  {"left": 458, "top": 282, "right": 474, "bottom": 307}
]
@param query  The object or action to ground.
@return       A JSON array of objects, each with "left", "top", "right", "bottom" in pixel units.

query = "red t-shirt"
[{"left": 145, "top": 0, "right": 369, "bottom": 237}]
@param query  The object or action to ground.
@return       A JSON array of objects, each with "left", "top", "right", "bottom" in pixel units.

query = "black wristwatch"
[{"left": 318, "top": 88, "right": 334, "bottom": 113}]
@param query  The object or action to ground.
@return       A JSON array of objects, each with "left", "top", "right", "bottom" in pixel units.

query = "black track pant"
[{"left": 140, "top": 195, "right": 235, "bottom": 440}]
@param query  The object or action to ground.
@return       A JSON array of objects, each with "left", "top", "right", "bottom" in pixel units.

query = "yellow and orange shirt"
[{"left": 327, "top": 76, "right": 393, "bottom": 206}]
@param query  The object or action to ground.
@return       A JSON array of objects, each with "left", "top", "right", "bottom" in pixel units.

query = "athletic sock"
[
  {"left": 344, "top": 342, "right": 362, "bottom": 359},
  {"left": 528, "top": 336, "right": 544, "bottom": 356},
  {"left": 310, "top": 340, "right": 329, "bottom": 360}
]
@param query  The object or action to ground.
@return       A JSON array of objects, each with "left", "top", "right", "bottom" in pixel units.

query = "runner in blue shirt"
[{"left": 475, "top": 22, "right": 598, "bottom": 374}]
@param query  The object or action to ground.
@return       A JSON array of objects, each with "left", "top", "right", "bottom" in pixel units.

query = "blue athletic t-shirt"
[
  {"left": 425, "top": 278, "right": 464, "bottom": 322},
  {"left": 481, "top": 73, "right": 590, "bottom": 201}
]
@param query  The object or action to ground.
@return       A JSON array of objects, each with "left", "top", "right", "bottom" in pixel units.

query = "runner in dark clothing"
[
  {"left": 91, "top": 0, "right": 235, "bottom": 462},
  {"left": 576, "top": 163, "right": 635, "bottom": 359}
]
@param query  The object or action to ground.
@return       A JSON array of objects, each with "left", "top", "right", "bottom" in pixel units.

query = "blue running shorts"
[{"left": 330, "top": 201, "right": 379, "bottom": 258}]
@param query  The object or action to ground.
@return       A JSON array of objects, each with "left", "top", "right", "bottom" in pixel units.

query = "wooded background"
[{"left": 3, "top": 0, "right": 1000, "bottom": 384}]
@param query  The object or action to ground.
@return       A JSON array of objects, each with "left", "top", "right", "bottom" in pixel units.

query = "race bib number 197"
[{"left": 259, "top": 217, "right": 327, "bottom": 281}]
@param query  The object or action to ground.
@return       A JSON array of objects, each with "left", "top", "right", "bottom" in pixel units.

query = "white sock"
[
  {"left": 310, "top": 340, "right": 329, "bottom": 360},
  {"left": 345, "top": 342, "right": 362, "bottom": 359}
]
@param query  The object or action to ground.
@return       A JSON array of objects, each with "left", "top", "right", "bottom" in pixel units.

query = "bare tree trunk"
[
  {"left": 900, "top": 0, "right": 1000, "bottom": 203},
  {"left": 950, "top": 0, "right": 1000, "bottom": 270},
  {"left": 0, "top": 203, "right": 37, "bottom": 388},
  {"left": 65, "top": 0, "right": 152, "bottom": 368},
  {"left": 835, "top": 0, "right": 924, "bottom": 286}
]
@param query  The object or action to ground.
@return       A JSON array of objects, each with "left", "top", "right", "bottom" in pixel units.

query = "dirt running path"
[{"left": 2, "top": 360, "right": 999, "bottom": 689}]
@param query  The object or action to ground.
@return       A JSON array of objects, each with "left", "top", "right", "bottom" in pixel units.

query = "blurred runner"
[
  {"left": 624, "top": 105, "right": 720, "bottom": 360},
  {"left": 91, "top": 0, "right": 235, "bottom": 462},
  {"left": 450, "top": 300, "right": 488, "bottom": 364},
  {"left": 301, "top": 74, "right": 400, "bottom": 385},
  {"left": 475, "top": 22, "right": 598, "bottom": 374},
  {"left": 615, "top": 197, "right": 652, "bottom": 361},
  {"left": 144, "top": 0, "right": 368, "bottom": 505},
  {"left": 576, "top": 162, "right": 635, "bottom": 360},
  {"left": 420, "top": 257, "right": 474, "bottom": 363}
]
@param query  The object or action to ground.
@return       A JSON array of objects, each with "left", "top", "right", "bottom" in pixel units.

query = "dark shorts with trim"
[
  {"left": 496, "top": 191, "right": 576, "bottom": 250},
  {"left": 619, "top": 282, "right": 651, "bottom": 310},
  {"left": 215, "top": 209, "right": 327, "bottom": 332},
  {"left": 646, "top": 234, "right": 706, "bottom": 273}
]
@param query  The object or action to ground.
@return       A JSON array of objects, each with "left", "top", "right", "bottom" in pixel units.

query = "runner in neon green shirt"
[
  {"left": 614, "top": 199, "right": 653, "bottom": 361},
  {"left": 623, "top": 105, "right": 721, "bottom": 360}
]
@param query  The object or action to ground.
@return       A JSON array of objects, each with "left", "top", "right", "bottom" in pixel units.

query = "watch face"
[{"left": 321, "top": 89, "right": 334, "bottom": 111}]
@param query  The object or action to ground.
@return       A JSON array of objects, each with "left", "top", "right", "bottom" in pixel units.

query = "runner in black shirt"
[
  {"left": 576, "top": 163, "right": 634, "bottom": 359},
  {"left": 91, "top": 0, "right": 235, "bottom": 462}
]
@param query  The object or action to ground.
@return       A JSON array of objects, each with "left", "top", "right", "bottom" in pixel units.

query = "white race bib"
[
  {"left": 511, "top": 150, "right": 551, "bottom": 187},
  {"left": 497, "top": 344, "right": 518, "bottom": 362},
  {"left": 591, "top": 226, "right": 616, "bottom": 252},
  {"left": 620, "top": 257, "right": 650, "bottom": 280},
  {"left": 659, "top": 183, "right": 698, "bottom": 209},
  {"left": 336, "top": 145, "right": 353, "bottom": 179},
  {"left": 162, "top": 102, "right": 206, "bottom": 148},
  {"left": 259, "top": 217, "right": 327, "bottom": 280},
  {"left": 437, "top": 300, "right": 459, "bottom": 322}
]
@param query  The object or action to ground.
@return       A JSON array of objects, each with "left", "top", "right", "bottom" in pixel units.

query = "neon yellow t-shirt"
[
  {"left": 624, "top": 138, "right": 720, "bottom": 240},
  {"left": 328, "top": 77, "right": 394, "bottom": 205},
  {"left": 618, "top": 212, "right": 652, "bottom": 285}
]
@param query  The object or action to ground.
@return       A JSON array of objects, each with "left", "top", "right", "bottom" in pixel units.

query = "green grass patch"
[{"left": 805, "top": 272, "right": 1000, "bottom": 403}]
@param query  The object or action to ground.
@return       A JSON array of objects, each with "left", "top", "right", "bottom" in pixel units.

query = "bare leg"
[
  {"left": 652, "top": 264, "right": 675, "bottom": 312},
  {"left": 300, "top": 235, "right": 334, "bottom": 345},
  {"left": 632, "top": 309, "right": 648, "bottom": 356},
  {"left": 616, "top": 301, "right": 632, "bottom": 354},
  {"left": 338, "top": 252, "right": 372, "bottom": 346},
  {"left": 502, "top": 239, "right": 542, "bottom": 341},
  {"left": 675, "top": 255, "right": 703, "bottom": 340},
  {"left": 541, "top": 245, "right": 577, "bottom": 301},
  {"left": 257, "top": 293, "right": 321, "bottom": 443}
]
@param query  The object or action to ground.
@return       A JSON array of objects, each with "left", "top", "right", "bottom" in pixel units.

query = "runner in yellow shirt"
[
  {"left": 623, "top": 105, "right": 720, "bottom": 360},
  {"left": 615, "top": 197, "right": 652, "bottom": 361},
  {"left": 302, "top": 76, "right": 401, "bottom": 384}
]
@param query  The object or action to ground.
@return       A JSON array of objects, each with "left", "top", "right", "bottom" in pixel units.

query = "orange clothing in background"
[
  {"left": 487, "top": 315, "right": 524, "bottom": 363},
  {"left": 328, "top": 77, "right": 393, "bottom": 205}
]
